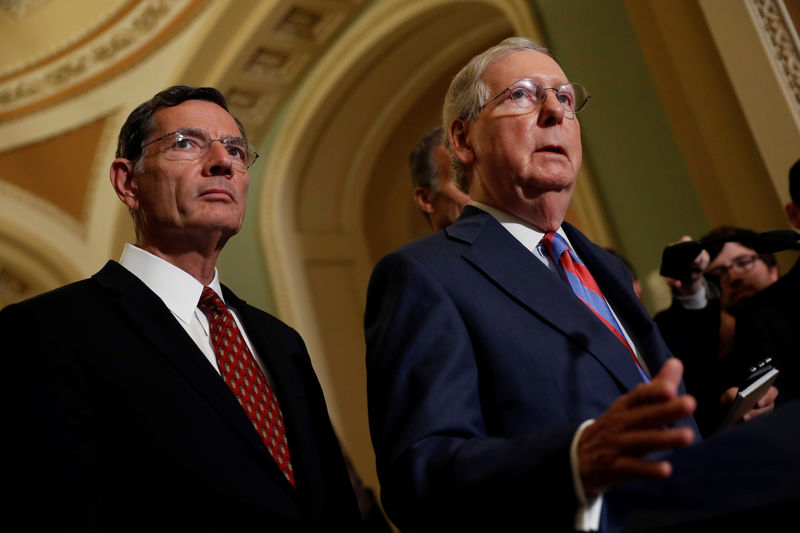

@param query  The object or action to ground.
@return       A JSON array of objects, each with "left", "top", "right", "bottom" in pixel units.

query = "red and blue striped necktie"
[{"left": 541, "top": 232, "right": 649, "bottom": 383}]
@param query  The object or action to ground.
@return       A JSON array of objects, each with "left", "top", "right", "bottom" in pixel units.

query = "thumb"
[{"left": 654, "top": 358, "right": 684, "bottom": 393}]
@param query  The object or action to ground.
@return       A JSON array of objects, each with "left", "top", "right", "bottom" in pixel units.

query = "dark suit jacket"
[
  {"left": 3, "top": 260, "right": 360, "bottom": 532},
  {"left": 733, "top": 258, "right": 800, "bottom": 404},
  {"left": 654, "top": 297, "right": 727, "bottom": 435},
  {"left": 364, "top": 207, "right": 695, "bottom": 532}
]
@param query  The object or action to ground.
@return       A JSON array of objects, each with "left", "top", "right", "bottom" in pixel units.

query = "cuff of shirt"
[
  {"left": 571, "top": 419, "right": 603, "bottom": 531},
  {"left": 675, "top": 283, "right": 708, "bottom": 310}
]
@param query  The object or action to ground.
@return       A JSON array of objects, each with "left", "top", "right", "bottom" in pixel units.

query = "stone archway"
[{"left": 259, "top": 0, "right": 543, "bottom": 490}]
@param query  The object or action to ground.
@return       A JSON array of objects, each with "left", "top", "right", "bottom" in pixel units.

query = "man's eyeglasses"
[
  {"left": 479, "top": 79, "right": 590, "bottom": 117},
  {"left": 707, "top": 254, "right": 760, "bottom": 279},
  {"left": 141, "top": 127, "right": 259, "bottom": 170}
]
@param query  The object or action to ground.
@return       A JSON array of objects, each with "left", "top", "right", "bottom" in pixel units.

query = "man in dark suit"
[
  {"left": 734, "top": 159, "right": 800, "bottom": 404},
  {"left": 3, "top": 86, "right": 360, "bottom": 531},
  {"left": 364, "top": 38, "right": 794, "bottom": 532}
]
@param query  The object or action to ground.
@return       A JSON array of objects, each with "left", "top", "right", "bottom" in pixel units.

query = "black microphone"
[
  {"left": 749, "top": 230, "right": 800, "bottom": 254},
  {"left": 660, "top": 241, "right": 704, "bottom": 281}
]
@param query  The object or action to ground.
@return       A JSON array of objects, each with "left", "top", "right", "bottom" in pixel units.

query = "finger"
[
  {"left": 581, "top": 456, "right": 673, "bottom": 495},
  {"left": 617, "top": 395, "right": 696, "bottom": 430},
  {"left": 697, "top": 249, "right": 710, "bottom": 270},
  {"left": 611, "top": 456, "right": 673, "bottom": 480},
  {"left": 666, "top": 278, "right": 681, "bottom": 290},
  {"left": 720, "top": 387, "right": 738, "bottom": 406},
  {"left": 652, "top": 358, "right": 684, "bottom": 392},
  {"left": 760, "top": 386, "right": 779, "bottom": 405},
  {"left": 743, "top": 404, "right": 774, "bottom": 421},
  {"left": 616, "top": 426, "right": 696, "bottom": 456},
  {"left": 618, "top": 381, "right": 676, "bottom": 409}
]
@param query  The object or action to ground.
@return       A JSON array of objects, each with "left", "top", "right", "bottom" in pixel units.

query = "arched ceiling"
[{"left": 0, "top": 0, "right": 370, "bottom": 306}]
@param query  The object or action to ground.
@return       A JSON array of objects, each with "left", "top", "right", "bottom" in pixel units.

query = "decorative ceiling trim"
[
  {"left": 0, "top": 1, "right": 138, "bottom": 82},
  {"left": 751, "top": 0, "right": 800, "bottom": 111},
  {"left": 0, "top": 0, "right": 208, "bottom": 121},
  {"left": 0, "top": 0, "right": 49, "bottom": 20},
  {"left": 220, "top": 0, "right": 366, "bottom": 135}
]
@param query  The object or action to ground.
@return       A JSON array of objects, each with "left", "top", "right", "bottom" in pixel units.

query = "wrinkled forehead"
[
  {"left": 152, "top": 99, "right": 243, "bottom": 138},
  {"left": 482, "top": 50, "right": 568, "bottom": 92}
]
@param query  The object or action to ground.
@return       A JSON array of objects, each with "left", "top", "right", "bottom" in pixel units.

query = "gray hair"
[
  {"left": 409, "top": 126, "right": 446, "bottom": 192},
  {"left": 442, "top": 37, "right": 549, "bottom": 190}
]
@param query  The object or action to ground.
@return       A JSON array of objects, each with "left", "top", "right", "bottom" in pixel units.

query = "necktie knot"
[
  {"left": 198, "top": 287, "right": 225, "bottom": 317},
  {"left": 541, "top": 231, "right": 571, "bottom": 261}
]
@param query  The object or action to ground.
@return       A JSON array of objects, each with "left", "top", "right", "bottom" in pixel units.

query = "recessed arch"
[{"left": 257, "top": 0, "right": 580, "bottom": 489}]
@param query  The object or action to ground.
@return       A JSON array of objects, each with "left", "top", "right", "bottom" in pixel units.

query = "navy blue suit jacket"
[
  {"left": 4, "top": 260, "right": 360, "bottom": 531},
  {"left": 365, "top": 207, "right": 695, "bottom": 531}
]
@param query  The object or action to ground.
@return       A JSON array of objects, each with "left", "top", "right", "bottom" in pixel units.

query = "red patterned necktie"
[
  {"left": 198, "top": 287, "right": 295, "bottom": 486},
  {"left": 541, "top": 232, "right": 649, "bottom": 382}
]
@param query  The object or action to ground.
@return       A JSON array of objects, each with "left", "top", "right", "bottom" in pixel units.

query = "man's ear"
[
  {"left": 786, "top": 201, "right": 800, "bottom": 230},
  {"left": 448, "top": 119, "right": 474, "bottom": 167},
  {"left": 413, "top": 186, "right": 436, "bottom": 214},
  {"left": 110, "top": 158, "right": 139, "bottom": 210}
]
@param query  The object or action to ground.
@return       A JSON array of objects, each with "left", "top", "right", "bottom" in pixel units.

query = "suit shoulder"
[
  {"left": 1, "top": 278, "right": 98, "bottom": 318},
  {"left": 378, "top": 208, "right": 490, "bottom": 266},
  {"left": 370, "top": 232, "right": 463, "bottom": 291}
]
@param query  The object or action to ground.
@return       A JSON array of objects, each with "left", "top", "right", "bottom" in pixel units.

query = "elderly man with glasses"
[
  {"left": 2, "top": 85, "right": 360, "bottom": 531},
  {"left": 365, "top": 38, "right": 798, "bottom": 533}
]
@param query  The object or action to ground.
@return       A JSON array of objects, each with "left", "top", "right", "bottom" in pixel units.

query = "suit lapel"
[
  {"left": 93, "top": 261, "right": 291, "bottom": 488},
  {"left": 453, "top": 211, "right": 646, "bottom": 392}
]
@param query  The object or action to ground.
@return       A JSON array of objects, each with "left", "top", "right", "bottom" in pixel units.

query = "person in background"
[
  {"left": 733, "top": 158, "right": 800, "bottom": 405},
  {"left": 655, "top": 227, "right": 779, "bottom": 434},
  {"left": 409, "top": 125, "right": 472, "bottom": 231}
]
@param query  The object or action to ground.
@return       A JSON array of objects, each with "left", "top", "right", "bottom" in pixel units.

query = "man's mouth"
[
  {"left": 537, "top": 145, "right": 566, "bottom": 155},
  {"left": 201, "top": 188, "right": 234, "bottom": 199}
]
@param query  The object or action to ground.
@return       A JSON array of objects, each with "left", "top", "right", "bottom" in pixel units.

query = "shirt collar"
[
  {"left": 471, "top": 201, "right": 571, "bottom": 253},
  {"left": 119, "top": 243, "right": 224, "bottom": 325}
]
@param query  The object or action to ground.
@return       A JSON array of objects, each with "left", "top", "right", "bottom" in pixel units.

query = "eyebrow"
[
  {"left": 179, "top": 126, "right": 245, "bottom": 143},
  {"left": 511, "top": 77, "right": 570, "bottom": 86}
]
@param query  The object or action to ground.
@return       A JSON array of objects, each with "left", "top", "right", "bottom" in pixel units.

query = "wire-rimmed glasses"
[
  {"left": 479, "top": 79, "right": 591, "bottom": 117},
  {"left": 141, "top": 127, "right": 259, "bottom": 170}
]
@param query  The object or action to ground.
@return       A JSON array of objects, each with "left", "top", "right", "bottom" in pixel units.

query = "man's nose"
[
  {"left": 205, "top": 140, "right": 234, "bottom": 176},
  {"left": 725, "top": 269, "right": 746, "bottom": 285},
  {"left": 538, "top": 90, "right": 565, "bottom": 125}
]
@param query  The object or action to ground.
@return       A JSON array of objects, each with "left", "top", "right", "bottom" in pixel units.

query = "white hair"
[{"left": 442, "top": 37, "right": 550, "bottom": 191}]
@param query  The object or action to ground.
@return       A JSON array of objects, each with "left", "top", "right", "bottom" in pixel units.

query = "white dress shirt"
[{"left": 118, "top": 243, "right": 266, "bottom": 376}]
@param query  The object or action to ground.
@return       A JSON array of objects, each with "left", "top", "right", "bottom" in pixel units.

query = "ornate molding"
[
  {"left": 751, "top": 0, "right": 800, "bottom": 111},
  {"left": 0, "top": 0, "right": 207, "bottom": 121},
  {"left": 0, "top": 0, "right": 48, "bottom": 20},
  {"left": 222, "top": 1, "right": 366, "bottom": 135}
]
